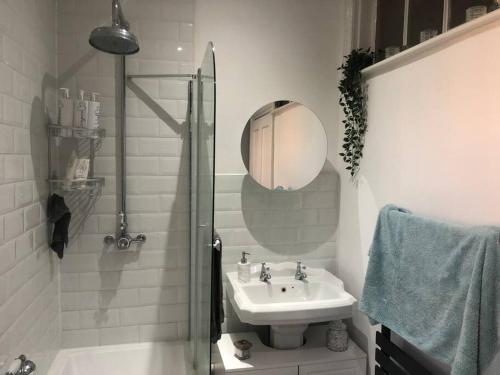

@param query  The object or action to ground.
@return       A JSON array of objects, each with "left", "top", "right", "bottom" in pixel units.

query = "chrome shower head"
[
  {"left": 89, "top": 26, "right": 139, "bottom": 55},
  {"left": 89, "top": 0, "right": 139, "bottom": 55}
]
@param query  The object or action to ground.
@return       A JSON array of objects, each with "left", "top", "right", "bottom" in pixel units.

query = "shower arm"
[{"left": 112, "top": 0, "right": 129, "bottom": 30}]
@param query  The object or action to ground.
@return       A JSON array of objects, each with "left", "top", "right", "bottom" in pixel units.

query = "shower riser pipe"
[
  {"left": 104, "top": 56, "right": 146, "bottom": 250},
  {"left": 119, "top": 55, "right": 127, "bottom": 235}
]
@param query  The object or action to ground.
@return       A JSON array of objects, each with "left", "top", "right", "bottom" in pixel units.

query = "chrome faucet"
[
  {"left": 295, "top": 261, "right": 307, "bottom": 281},
  {"left": 5, "top": 355, "right": 36, "bottom": 375},
  {"left": 259, "top": 262, "right": 272, "bottom": 282}
]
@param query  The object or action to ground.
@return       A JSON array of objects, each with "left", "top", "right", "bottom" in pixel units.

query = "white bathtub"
[{"left": 47, "top": 341, "right": 194, "bottom": 375}]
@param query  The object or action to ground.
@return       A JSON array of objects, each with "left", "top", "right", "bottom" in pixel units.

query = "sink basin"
[{"left": 226, "top": 262, "right": 356, "bottom": 349}]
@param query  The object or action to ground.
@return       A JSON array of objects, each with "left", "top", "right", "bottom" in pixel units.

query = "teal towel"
[{"left": 359, "top": 205, "right": 500, "bottom": 375}]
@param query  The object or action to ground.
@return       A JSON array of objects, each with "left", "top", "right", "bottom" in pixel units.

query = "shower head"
[
  {"left": 89, "top": 26, "right": 139, "bottom": 55},
  {"left": 89, "top": 0, "right": 139, "bottom": 55}
]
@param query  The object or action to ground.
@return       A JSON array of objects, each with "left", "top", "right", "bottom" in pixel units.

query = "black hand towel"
[
  {"left": 210, "top": 233, "right": 224, "bottom": 343},
  {"left": 47, "top": 194, "right": 71, "bottom": 259}
]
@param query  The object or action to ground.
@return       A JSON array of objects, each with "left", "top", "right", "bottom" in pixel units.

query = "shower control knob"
[
  {"left": 5, "top": 355, "right": 36, "bottom": 375},
  {"left": 133, "top": 234, "right": 146, "bottom": 243},
  {"left": 117, "top": 236, "right": 131, "bottom": 250},
  {"left": 104, "top": 235, "right": 116, "bottom": 246}
]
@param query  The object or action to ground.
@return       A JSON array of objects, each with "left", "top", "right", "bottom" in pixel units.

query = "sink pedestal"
[{"left": 270, "top": 324, "right": 308, "bottom": 349}]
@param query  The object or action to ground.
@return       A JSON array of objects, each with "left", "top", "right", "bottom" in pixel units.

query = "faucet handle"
[
  {"left": 295, "top": 261, "right": 307, "bottom": 280},
  {"left": 5, "top": 355, "right": 36, "bottom": 375}
]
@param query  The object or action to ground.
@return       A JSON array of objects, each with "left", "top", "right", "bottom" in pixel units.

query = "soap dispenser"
[
  {"left": 238, "top": 252, "right": 251, "bottom": 283},
  {"left": 58, "top": 88, "right": 73, "bottom": 127}
]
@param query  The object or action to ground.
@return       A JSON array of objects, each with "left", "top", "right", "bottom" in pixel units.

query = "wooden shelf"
[{"left": 363, "top": 10, "right": 500, "bottom": 80}]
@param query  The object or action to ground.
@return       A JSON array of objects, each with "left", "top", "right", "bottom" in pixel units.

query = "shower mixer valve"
[
  {"left": 117, "top": 233, "right": 146, "bottom": 249},
  {"left": 104, "top": 233, "right": 146, "bottom": 250},
  {"left": 104, "top": 211, "right": 146, "bottom": 249}
]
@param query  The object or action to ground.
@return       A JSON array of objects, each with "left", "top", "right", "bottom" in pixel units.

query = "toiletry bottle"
[
  {"left": 64, "top": 151, "right": 79, "bottom": 190},
  {"left": 74, "top": 159, "right": 90, "bottom": 180},
  {"left": 238, "top": 252, "right": 251, "bottom": 283},
  {"left": 58, "top": 88, "right": 73, "bottom": 127},
  {"left": 88, "top": 92, "right": 101, "bottom": 129},
  {"left": 74, "top": 90, "right": 89, "bottom": 128}
]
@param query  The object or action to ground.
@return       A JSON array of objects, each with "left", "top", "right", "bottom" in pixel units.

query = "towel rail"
[{"left": 376, "top": 325, "right": 435, "bottom": 375}]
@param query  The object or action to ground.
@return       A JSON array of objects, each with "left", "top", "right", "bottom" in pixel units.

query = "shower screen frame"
[
  {"left": 189, "top": 42, "right": 217, "bottom": 375},
  {"left": 127, "top": 43, "right": 216, "bottom": 375}
]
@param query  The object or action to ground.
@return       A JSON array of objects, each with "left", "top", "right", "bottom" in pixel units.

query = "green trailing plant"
[{"left": 338, "top": 48, "right": 374, "bottom": 178}]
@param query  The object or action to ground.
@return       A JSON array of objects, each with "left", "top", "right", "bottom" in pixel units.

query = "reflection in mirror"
[{"left": 241, "top": 101, "right": 327, "bottom": 191}]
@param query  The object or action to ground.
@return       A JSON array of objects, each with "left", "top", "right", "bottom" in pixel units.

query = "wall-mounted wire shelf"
[
  {"left": 48, "top": 177, "right": 105, "bottom": 192},
  {"left": 47, "top": 118, "right": 106, "bottom": 248},
  {"left": 48, "top": 124, "right": 106, "bottom": 139}
]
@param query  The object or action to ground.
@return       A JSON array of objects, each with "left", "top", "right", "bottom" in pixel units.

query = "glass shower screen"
[{"left": 189, "top": 42, "right": 216, "bottom": 375}]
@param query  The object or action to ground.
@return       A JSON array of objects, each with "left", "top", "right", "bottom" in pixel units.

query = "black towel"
[
  {"left": 47, "top": 194, "right": 71, "bottom": 259},
  {"left": 210, "top": 233, "right": 224, "bottom": 343}
]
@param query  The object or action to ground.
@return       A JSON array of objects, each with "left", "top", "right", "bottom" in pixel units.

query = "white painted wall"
[
  {"left": 0, "top": 1, "right": 60, "bottom": 374},
  {"left": 195, "top": 0, "right": 347, "bottom": 332},
  {"left": 195, "top": 0, "right": 346, "bottom": 174},
  {"left": 337, "top": 15, "right": 500, "bottom": 375}
]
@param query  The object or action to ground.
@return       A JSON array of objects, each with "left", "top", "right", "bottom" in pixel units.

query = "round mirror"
[{"left": 241, "top": 101, "right": 327, "bottom": 191}]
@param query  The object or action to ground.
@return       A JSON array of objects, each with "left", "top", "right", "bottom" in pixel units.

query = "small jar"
[
  {"left": 384, "top": 46, "right": 400, "bottom": 59},
  {"left": 466, "top": 6, "right": 487, "bottom": 22},
  {"left": 326, "top": 320, "right": 348, "bottom": 352},
  {"left": 234, "top": 339, "right": 253, "bottom": 360},
  {"left": 420, "top": 29, "right": 438, "bottom": 43}
]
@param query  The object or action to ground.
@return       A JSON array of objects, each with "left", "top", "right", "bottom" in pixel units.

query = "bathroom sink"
[{"left": 226, "top": 262, "right": 356, "bottom": 349}]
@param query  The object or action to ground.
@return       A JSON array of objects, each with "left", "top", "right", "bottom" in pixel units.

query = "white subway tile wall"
[
  {"left": 215, "top": 172, "right": 340, "bottom": 332},
  {"left": 0, "top": 0, "right": 60, "bottom": 374},
  {"left": 57, "top": 0, "right": 194, "bottom": 348},
  {"left": 55, "top": 0, "right": 338, "bottom": 348}
]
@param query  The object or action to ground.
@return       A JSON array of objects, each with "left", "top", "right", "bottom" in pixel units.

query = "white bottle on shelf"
[
  {"left": 58, "top": 88, "right": 73, "bottom": 127},
  {"left": 73, "top": 90, "right": 89, "bottom": 128},
  {"left": 74, "top": 159, "right": 90, "bottom": 180},
  {"left": 87, "top": 92, "right": 101, "bottom": 129},
  {"left": 64, "top": 151, "right": 79, "bottom": 190},
  {"left": 237, "top": 251, "right": 251, "bottom": 283}
]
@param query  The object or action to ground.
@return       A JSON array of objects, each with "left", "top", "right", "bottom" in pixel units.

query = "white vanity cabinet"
[
  {"left": 215, "top": 327, "right": 367, "bottom": 375},
  {"left": 238, "top": 368, "right": 298, "bottom": 375},
  {"left": 299, "top": 360, "right": 366, "bottom": 375}
]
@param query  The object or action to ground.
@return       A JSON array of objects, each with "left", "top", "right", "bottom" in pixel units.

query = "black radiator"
[{"left": 375, "top": 325, "right": 434, "bottom": 375}]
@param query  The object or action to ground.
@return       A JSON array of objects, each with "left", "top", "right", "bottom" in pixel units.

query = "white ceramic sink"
[{"left": 226, "top": 262, "right": 356, "bottom": 349}]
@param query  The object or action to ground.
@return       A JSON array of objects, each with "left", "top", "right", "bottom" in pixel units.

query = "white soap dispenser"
[
  {"left": 238, "top": 251, "right": 251, "bottom": 283},
  {"left": 58, "top": 88, "right": 73, "bottom": 127},
  {"left": 88, "top": 92, "right": 101, "bottom": 129}
]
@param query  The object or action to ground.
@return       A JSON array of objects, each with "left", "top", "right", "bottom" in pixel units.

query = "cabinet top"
[{"left": 217, "top": 326, "right": 366, "bottom": 373}]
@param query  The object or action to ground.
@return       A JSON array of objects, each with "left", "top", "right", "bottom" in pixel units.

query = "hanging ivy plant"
[{"left": 338, "top": 48, "right": 374, "bottom": 178}]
